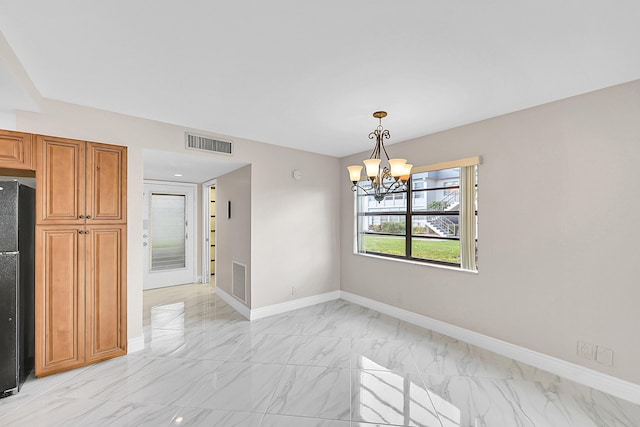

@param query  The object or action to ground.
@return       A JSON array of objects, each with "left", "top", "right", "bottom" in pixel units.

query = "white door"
[{"left": 143, "top": 182, "right": 196, "bottom": 289}]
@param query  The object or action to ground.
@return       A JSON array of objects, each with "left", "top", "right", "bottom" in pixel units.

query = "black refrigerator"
[{"left": 0, "top": 180, "right": 35, "bottom": 397}]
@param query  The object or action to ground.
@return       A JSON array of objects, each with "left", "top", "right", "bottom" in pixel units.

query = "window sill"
[{"left": 354, "top": 252, "right": 479, "bottom": 274}]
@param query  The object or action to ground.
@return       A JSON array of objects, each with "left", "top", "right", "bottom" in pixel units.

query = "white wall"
[
  {"left": 0, "top": 110, "right": 16, "bottom": 129},
  {"left": 216, "top": 165, "right": 252, "bottom": 306},
  {"left": 340, "top": 80, "right": 640, "bottom": 385},
  {"left": 16, "top": 99, "right": 342, "bottom": 342}
]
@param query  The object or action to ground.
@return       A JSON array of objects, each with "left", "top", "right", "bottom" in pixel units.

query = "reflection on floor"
[{"left": 2, "top": 283, "right": 639, "bottom": 426}]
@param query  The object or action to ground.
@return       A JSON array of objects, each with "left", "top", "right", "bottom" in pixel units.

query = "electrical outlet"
[
  {"left": 596, "top": 346, "right": 614, "bottom": 366},
  {"left": 577, "top": 341, "right": 595, "bottom": 360}
]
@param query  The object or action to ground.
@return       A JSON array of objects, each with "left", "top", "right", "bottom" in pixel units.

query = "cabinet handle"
[
  {"left": 78, "top": 230, "right": 84, "bottom": 234},
  {"left": 79, "top": 215, "right": 85, "bottom": 219},
  {"left": 86, "top": 215, "right": 92, "bottom": 219}
]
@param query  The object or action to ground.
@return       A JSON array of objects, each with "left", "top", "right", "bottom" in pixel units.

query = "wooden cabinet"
[
  {"left": 85, "top": 224, "right": 127, "bottom": 364},
  {"left": 34, "top": 224, "right": 127, "bottom": 376},
  {"left": 36, "top": 136, "right": 85, "bottom": 224},
  {"left": 0, "top": 129, "right": 34, "bottom": 172},
  {"left": 35, "top": 226, "right": 85, "bottom": 375},
  {"left": 35, "top": 135, "right": 127, "bottom": 377},
  {"left": 36, "top": 136, "right": 126, "bottom": 225},
  {"left": 86, "top": 143, "right": 127, "bottom": 224}
]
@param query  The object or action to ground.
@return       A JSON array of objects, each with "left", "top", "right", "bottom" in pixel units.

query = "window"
[{"left": 356, "top": 158, "right": 478, "bottom": 270}]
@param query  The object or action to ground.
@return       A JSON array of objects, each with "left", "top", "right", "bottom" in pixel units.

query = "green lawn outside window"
[{"left": 361, "top": 235, "right": 460, "bottom": 264}]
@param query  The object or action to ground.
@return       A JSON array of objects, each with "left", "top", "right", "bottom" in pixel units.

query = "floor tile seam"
[
  {"left": 221, "top": 359, "right": 306, "bottom": 369},
  {"left": 250, "top": 330, "right": 307, "bottom": 337},
  {"left": 146, "top": 353, "right": 230, "bottom": 363},
  {"left": 262, "top": 412, "right": 351, "bottom": 423},
  {"left": 419, "top": 371, "right": 551, "bottom": 384},
  {"left": 351, "top": 367, "right": 445, "bottom": 426},
  {"left": 407, "top": 349, "right": 444, "bottom": 419},
  {"left": 259, "top": 363, "right": 292, "bottom": 421},
  {"left": 145, "top": 308, "right": 186, "bottom": 313},
  {"left": 285, "top": 361, "right": 350, "bottom": 369},
  {"left": 351, "top": 368, "right": 418, "bottom": 425},
  {"left": 129, "top": 355, "right": 225, "bottom": 374},
  {"left": 419, "top": 371, "right": 541, "bottom": 427},
  {"left": 145, "top": 326, "right": 200, "bottom": 332},
  {"left": 412, "top": 364, "right": 446, "bottom": 427},
  {"left": 349, "top": 333, "right": 356, "bottom": 424},
  {"left": 178, "top": 401, "right": 268, "bottom": 416},
  {"left": 349, "top": 367, "right": 423, "bottom": 376}
]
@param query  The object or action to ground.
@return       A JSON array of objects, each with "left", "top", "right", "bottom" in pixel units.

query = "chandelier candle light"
[{"left": 347, "top": 111, "right": 413, "bottom": 202}]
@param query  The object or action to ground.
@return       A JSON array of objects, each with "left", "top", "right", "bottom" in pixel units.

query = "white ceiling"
[
  {"left": 143, "top": 149, "right": 247, "bottom": 184},
  {"left": 1, "top": 1, "right": 639, "bottom": 158}
]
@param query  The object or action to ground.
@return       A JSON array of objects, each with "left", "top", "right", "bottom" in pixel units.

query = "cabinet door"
[
  {"left": 36, "top": 136, "right": 85, "bottom": 225},
  {"left": 85, "top": 225, "right": 127, "bottom": 363},
  {"left": 35, "top": 226, "right": 85, "bottom": 377},
  {"left": 0, "top": 130, "right": 33, "bottom": 171},
  {"left": 86, "top": 142, "right": 127, "bottom": 224}
]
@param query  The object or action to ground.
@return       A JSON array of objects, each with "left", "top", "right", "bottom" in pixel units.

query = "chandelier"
[{"left": 347, "top": 111, "right": 413, "bottom": 202}]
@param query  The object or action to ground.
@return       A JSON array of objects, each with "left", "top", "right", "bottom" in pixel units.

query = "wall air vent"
[
  {"left": 185, "top": 132, "right": 233, "bottom": 156},
  {"left": 232, "top": 261, "right": 247, "bottom": 303}
]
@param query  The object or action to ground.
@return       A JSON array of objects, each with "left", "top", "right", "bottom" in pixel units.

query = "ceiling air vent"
[{"left": 185, "top": 133, "right": 233, "bottom": 156}]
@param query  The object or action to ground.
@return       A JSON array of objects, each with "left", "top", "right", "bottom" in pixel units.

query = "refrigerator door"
[
  {"left": 17, "top": 183, "right": 35, "bottom": 383},
  {"left": 0, "top": 253, "right": 19, "bottom": 395},
  {"left": 0, "top": 181, "right": 19, "bottom": 252}
]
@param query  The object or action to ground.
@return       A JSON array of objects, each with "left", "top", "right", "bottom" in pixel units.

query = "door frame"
[
  {"left": 142, "top": 180, "right": 197, "bottom": 289},
  {"left": 201, "top": 178, "right": 216, "bottom": 284}
]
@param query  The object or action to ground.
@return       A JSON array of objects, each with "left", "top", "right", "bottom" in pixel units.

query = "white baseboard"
[
  {"left": 216, "top": 286, "right": 251, "bottom": 320},
  {"left": 127, "top": 334, "right": 145, "bottom": 353},
  {"left": 216, "top": 288, "right": 342, "bottom": 321},
  {"left": 340, "top": 291, "right": 640, "bottom": 405},
  {"left": 250, "top": 291, "right": 341, "bottom": 320}
]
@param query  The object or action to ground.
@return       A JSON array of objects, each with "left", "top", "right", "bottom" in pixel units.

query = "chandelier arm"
[
  {"left": 368, "top": 130, "right": 381, "bottom": 159},
  {"left": 380, "top": 130, "right": 391, "bottom": 161}
]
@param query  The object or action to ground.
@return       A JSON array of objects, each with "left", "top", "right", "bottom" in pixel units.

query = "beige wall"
[
  {"left": 16, "top": 99, "right": 342, "bottom": 341},
  {"left": 216, "top": 165, "right": 252, "bottom": 306},
  {"left": 246, "top": 141, "right": 342, "bottom": 308},
  {"left": 340, "top": 80, "right": 640, "bottom": 384}
]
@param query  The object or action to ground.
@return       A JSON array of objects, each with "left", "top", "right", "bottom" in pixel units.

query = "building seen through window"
[{"left": 356, "top": 163, "right": 477, "bottom": 270}]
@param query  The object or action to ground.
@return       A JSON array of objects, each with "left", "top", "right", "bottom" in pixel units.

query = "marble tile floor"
[{"left": 2, "top": 283, "right": 640, "bottom": 426}]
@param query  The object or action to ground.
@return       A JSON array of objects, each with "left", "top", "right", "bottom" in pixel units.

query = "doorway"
[
  {"left": 143, "top": 181, "right": 196, "bottom": 289},
  {"left": 201, "top": 178, "right": 216, "bottom": 284}
]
